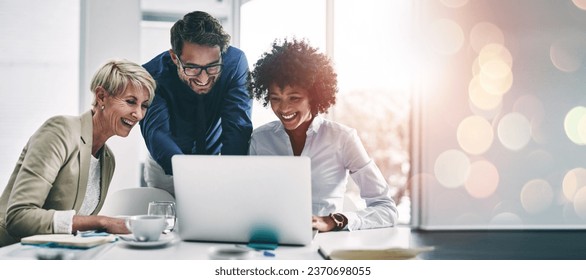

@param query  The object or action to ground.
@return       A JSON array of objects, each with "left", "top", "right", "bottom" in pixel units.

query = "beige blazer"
[{"left": 0, "top": 110, "right": 115, "bottom": 247}]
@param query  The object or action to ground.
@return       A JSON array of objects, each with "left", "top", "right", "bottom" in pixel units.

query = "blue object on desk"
[
  {"left": 76, "top": 230, "right": 110, "bottom": 237},
  {"left": 28, "top": 242, "right": 85, "bottom": 250},
  {"left": 248, "top": 225, "right": 279, "bottom": 251},
  {"left": 235, "top": 244, "right": 276, "bottom": 258},
  {"left": 262, "top": 250, "right": 276, "bottom": 257}
]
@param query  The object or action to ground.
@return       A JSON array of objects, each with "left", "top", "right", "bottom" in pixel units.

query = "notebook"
[
  {"left": 21, "top": 234, "right": 117, "bottom": 249},
  {"left": 316, "top": 227, "right": 432, "bottom": 260},
  {"left": 172, "top": 155, "right": 313, "bottom": 246}
]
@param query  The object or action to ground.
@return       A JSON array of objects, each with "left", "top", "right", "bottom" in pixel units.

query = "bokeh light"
[
  {"left": 475, "top": 44, "right": 513, "bottom": 96},
  {"left": 457, "top": 116, "right": 494, "bottom": 155},
  {"left": 440, "top": 0, "right": 469, "bottom": 8},
  {"left": 581, "top": 115, "right": 586, "bottom": 143},
  {"left": 573, "top": 187, "right": 586, "bottom": 219},
  {"left": 520, "top": 179, "right": 554, "bottom": 214},
  {"left": 478, "top": 43, "right": 513, "bottom": 68},
  {"left": 564, "top": 106, "right": 586, "bottom": 145},
  {"left": 573, "top": 0, "right": 586, "bottom": 10},
  {"left": 427, "top": 18, "right": 465, "bottom": 55},
  {"left": 468, "top": 77, "right": 503, "bottom": 111},
  {"left": 469, "top": 43, "right": 514, "bottom": 113},
  {"left": 512, "top": 95, "right": 545, "bottom": 144},
  {"left": 465, "top": 160, "right": 499, "bottom": 198},
  {"left": 390, "top": 1, "right": 585, "bottom": 228},
  {"left": 478, "top": 59, "right": 513, "bottom": 96},
  {"left": 434, "top": 149, "right": 470, "bottom": 188},
  {"left": 550, "top": 35, "right": 585, "bottom": 73},
  {"left": 470, "top": 22, "right": 505, "bottom": 53},
  {"left": 497, "top": 112, "right": 532, "bottom": 150},
  {"left": 563, "top": 167, "right": 586, "bottom": 201}
]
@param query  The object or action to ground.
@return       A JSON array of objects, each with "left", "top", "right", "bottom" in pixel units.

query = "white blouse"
[
  {"left": 249, "top": 115, "right": 398, "bottom": 230},
  {"left": 52, "top": 155, "right": 101, "bottom": 234}
]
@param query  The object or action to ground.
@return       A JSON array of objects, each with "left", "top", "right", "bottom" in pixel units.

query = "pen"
[
  {"left": 235, "top": 244, "right": 276, "bottom": 257},
  {"left": 76, "top": 230, "right": 110, "bottom": 237}
]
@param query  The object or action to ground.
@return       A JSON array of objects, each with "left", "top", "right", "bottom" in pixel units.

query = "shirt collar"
[{"left": 307, "top": 115, "right": 323, "bottom": 135}]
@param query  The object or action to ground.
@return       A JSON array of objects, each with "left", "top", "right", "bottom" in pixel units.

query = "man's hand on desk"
[
  {"left": 312, "top": 215, "right": 337, "bottom": 232},
  {"left": 313, "top": 215, "right": 335, "bottom": 232},
  {"left": 313, "top": 213, "right": 349, "bottom": 232}
]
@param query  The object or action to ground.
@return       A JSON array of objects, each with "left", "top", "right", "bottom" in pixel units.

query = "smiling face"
[
  {"left": 99, "top": 84, "right": 150, "bottom": 138},
  {"left": 269, "top": 84, "right": 314, "bottom": 132},
  {"left": 171, "top": 42, "right": 222, "bottom": 95}
]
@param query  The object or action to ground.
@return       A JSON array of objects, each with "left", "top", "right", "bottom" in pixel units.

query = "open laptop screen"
[{"left": 172, "top": 155, "right": 313, "bottom": 246}]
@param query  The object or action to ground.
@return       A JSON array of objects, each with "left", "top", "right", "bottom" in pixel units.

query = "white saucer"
[
  {"left": 118, "top": 234, "right": 174, "bottom": 248},
  {"left": 208, "top": 246, "right": 253, "bottom": 260}
]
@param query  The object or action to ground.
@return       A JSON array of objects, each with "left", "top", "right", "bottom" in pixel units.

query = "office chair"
[{"left": 98, "top": 187, "right": 175, "bottom": 216}]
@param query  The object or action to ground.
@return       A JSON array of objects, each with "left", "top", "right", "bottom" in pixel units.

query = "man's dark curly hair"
[
  {"left": 250, "top": 38, "right": 338, "bottom": 115},
  {"left": 170, "top": 11, "right": 231, "bottom": 57}
]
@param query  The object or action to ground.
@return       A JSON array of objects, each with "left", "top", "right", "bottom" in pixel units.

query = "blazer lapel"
[
  {"left": 75, "top": 110, "right": 93, "bottom": 210},
  {"left": 94, "top": 145, "right": 114, "bottom": 214}
]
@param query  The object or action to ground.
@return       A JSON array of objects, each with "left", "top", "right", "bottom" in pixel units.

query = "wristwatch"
[{"left": 329, "top": 213, "right": 348, "bottom": 231}]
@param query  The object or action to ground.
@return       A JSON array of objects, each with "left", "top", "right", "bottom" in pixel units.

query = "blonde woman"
[{"left": 0, "top": 59, "right": 156, "bottom": 247}]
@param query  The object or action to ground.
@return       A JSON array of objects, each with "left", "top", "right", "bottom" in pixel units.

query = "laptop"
[{"left": 172, "top": 155, "right": 314, "bottom": 246}]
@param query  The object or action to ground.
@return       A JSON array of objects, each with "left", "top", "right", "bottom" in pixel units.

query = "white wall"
[
  {"left": 0, "top": 0, "right": 80, "bottom": 193},
  {"left": 79, "top": 0, "right": 143, "bottom": 194},
  {"left": 141, "top": 0, "right": 238, "bottom": 46},
  {"left": 0, "top": 0, "right": 241, "bottom": 196}
]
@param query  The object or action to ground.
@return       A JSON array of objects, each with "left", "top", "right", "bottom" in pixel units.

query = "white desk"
[{"left": 0, "top": 227, "right": 412, "bottom": 260}]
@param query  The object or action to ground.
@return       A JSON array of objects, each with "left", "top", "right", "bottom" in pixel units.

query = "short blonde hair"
[{"left": 90, "top": 59, "right": 156, "bottom": 106}]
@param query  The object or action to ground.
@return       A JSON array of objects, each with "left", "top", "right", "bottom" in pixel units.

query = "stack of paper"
[
  {"left": 21, "top": 234, "right": 117, "bottom": 249},
  {"left": 319, "top": 246, "right": 435, "bottom": 260}
]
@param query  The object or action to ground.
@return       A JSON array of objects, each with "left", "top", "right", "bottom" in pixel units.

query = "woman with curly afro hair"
[{"left": 249, "top": 38, "right": 398, "bottom": 232}]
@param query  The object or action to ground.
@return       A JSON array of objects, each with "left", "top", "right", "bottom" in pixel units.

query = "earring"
[{"left": 101, "top": 105, "right": 105, "bottom": 110}]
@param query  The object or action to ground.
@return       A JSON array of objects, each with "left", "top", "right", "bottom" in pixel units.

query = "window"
[
  {"left": 241, "top": 0, "right": 326, "bottom": 127},
  {"left": 332, "top": 1, "right": 412, "bottom": 224},
  {"left": 415, "top": 0, "right": 586, "bottom": 229},
  {"left": 241, "top": 0, "right": 412, "bottom": 224}
]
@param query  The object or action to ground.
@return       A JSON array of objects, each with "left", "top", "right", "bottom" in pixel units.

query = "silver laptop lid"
[{"left": 172, "top": 155, "right": 313, "bottom": 246}]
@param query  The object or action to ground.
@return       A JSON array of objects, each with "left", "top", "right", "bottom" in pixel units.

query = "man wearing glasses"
[{"left": 140, "top": 11, "right": 252, "bottom": 195}]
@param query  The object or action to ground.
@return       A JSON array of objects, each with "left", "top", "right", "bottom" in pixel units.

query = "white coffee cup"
[{"left": 125, "top": 215, "right": 166, "bottom": 242}]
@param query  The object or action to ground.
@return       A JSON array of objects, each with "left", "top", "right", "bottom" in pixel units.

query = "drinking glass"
[{"left": 147, "top": 201, "right": 176, "bottom": 233}]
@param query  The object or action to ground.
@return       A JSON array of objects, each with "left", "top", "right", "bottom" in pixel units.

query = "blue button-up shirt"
[{"left": 141, "top": 47, "right": 253, "bottom": 175}]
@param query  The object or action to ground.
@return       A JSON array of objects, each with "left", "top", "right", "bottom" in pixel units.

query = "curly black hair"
[
  {"left": 249, "top": 38, "right": 338, "bottom": 115},
  {"left": 170, "top": 11, "right": 231, "bottom": 57}
]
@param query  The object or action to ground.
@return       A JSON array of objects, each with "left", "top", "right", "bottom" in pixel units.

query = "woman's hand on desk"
[
  {"left": 312, "top": 215, "right": 336, "bottom": 232},
  {"left": 100, "top": 216, "right": 131, "bottom": 234},
  {"left": 72, "top": 216, "right": 130, "bottom": 234}
]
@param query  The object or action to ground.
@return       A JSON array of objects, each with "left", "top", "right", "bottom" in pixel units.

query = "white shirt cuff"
[
  {"left": 53, "top": 210, "right": 76, "bottom": 234},
  {"left": 341, "top": 211, "right": 360, "bottom": 231}
]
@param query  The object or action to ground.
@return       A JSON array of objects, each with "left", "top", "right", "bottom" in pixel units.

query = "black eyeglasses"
[{"left": 176, "top": 56, "right": 223, "bottom": 76}]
